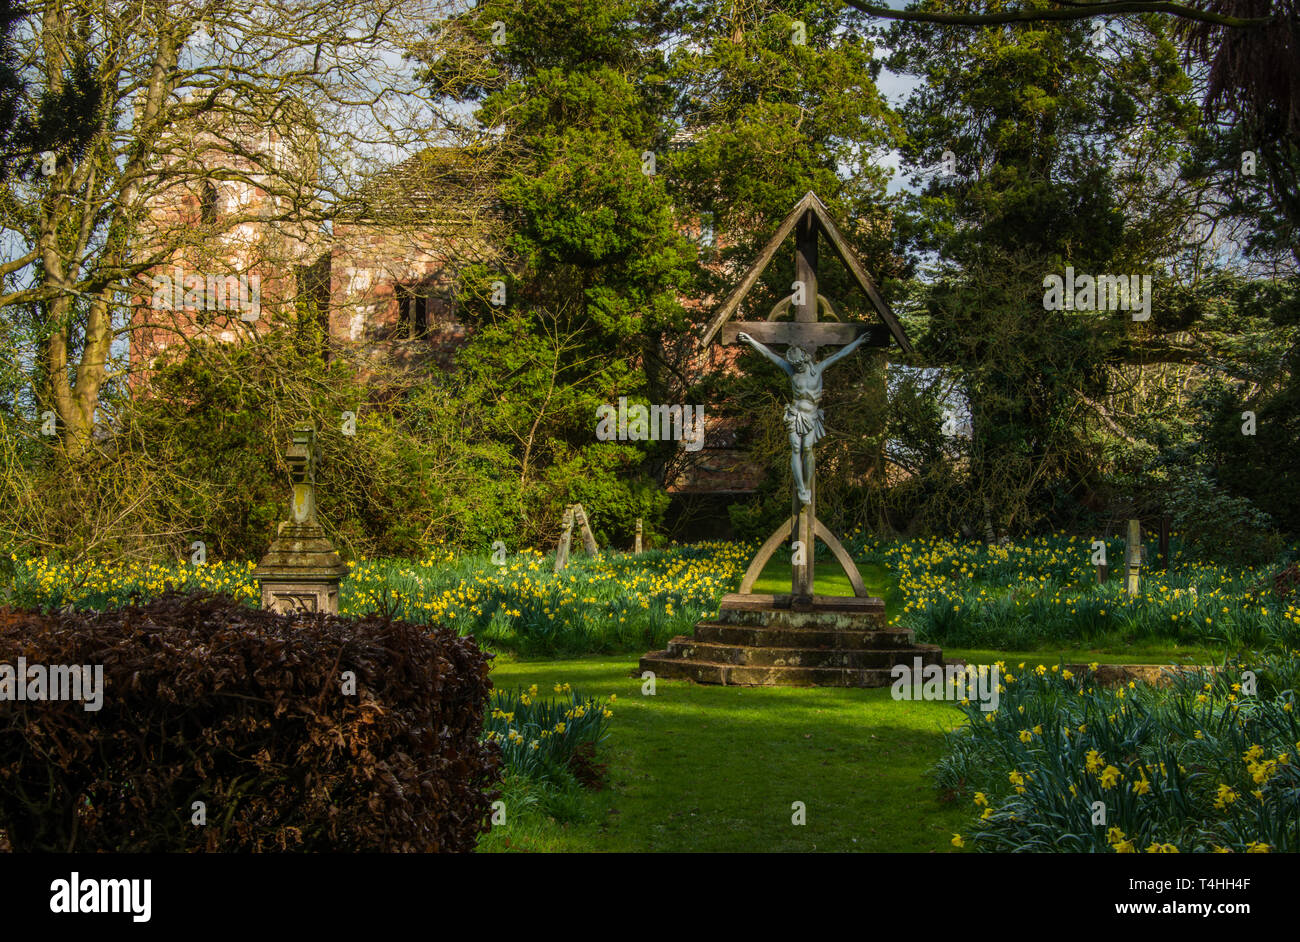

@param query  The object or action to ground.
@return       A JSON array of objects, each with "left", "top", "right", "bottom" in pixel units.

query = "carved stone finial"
[
  {"left": 286, "top": 424, "right": 317, "bottom": 485},
  {"left": 285, "top": 424, "right": 319, "bottom": 525}
]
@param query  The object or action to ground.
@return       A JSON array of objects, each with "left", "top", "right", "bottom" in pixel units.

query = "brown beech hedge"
[{"left": 0, "top": 593, "right": 500, "bottom": 852}]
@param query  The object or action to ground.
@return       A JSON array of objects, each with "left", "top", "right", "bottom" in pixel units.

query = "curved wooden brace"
[
  {"left": 814, "top": 518, "right": 868, "bottom": 597},
  {"left": 738, "top": 515, "right": 797, "bottom": 594},
  {"left": 766, "top": 293, "right": 838, "bottom": 323},
  {"left": 736, "top": 514, "right": 868, "bottom": 598}
]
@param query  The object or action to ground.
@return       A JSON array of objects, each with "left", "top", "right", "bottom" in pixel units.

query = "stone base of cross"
[{"left": 700, "top": 193, "right": 910, "bottom": 607}]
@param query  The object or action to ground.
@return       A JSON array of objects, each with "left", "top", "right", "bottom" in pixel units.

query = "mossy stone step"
[
  {"left": 637, "top": 653, "right": 901, "bottom": 688},
  {"left": 639, "top": 595, "right": 946, "bottom": 688},
  {"left": 717, "top": 594, "right": 887, "bottom": 630},
  {"left": 664, "top": 637, "right": 943, "bottom": 669},
  {"left": 693, "top": 621, "right": 913, "bottom": 649}
]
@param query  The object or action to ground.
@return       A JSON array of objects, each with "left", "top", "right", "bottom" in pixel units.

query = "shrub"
[
  {"left": 1165, "top": 467, "right": 1283, "bottom": 565},
  {"left": 0, "top": 325, "right": 670, "bottom": 565},
  {"left": 0, "top": 593, "right": 500, "bottom": 852}
]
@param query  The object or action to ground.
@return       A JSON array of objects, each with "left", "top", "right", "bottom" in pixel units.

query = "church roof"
[{"left": 333, "top": 146, "right": 501, "bottom": 228}]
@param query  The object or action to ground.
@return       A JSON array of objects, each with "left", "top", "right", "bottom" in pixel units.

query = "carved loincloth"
[{"left": 784, "top": 401, "right": 825, "bottom": 446}]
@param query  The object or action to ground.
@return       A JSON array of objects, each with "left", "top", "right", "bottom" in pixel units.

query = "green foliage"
[
  {"left": 667, "top": 0, "right": 900, "bottom": 262},
  {"left": 420, "top": 0, "right": 694, "bottom": 535},
  {"left": 19, "top": 535, "right": 1300, "bottom": 658},
  {"left": 110, "top": 332, "right": 494, "bottom": 560},
  {"left": 854, "top": 532, "right": 1299, "bottom": 651},
  {"left": 447, "top": 308, "right": 670, "bottom": 547},
  {"left": 887, "top": 10, "right": 1206, "bottom": 535},
  {"left": 1163, "top": 467, "right": 1283, "bottom": 565},
  {"left": 924, "top": 248, "right": 1120, "bottom": 535},
  {"left": 7, "top": 542, "right": 753, "bottom": 657},
  {"left": 0, "top": 321, "right": 670, "bottom": 561},
  {"left": 347, "top": 545, "right": 748, "bottom": 656},
  {"left": 1168, "top": 279, "right": 1300, "bottom": 537}
]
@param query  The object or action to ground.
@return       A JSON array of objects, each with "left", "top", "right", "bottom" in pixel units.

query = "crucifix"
[{"left": 700, "top": 192, "right": 913, "bottom": 607}]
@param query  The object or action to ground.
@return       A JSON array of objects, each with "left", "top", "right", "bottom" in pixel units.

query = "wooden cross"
[
  {"left": 701, "top": 192, "right": 913, "bottom": 606},
  {"left": 711, "top": 210, "right": 895, "bottom": 354}
]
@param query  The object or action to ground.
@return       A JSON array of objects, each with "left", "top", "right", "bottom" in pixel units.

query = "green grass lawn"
[
  {"left": 751, "top": 559, "right": 894, "bottom": 605},
  {"left": 943, "top": 645, "right": 1225, "bottom": 666},
  {"left": 479, "top": 654, "right": 971, "bottom": 852}
]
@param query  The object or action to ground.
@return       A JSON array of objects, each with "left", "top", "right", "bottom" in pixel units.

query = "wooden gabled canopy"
[{"left": 699, "top": 191, "right": 914, "bottom": 356}]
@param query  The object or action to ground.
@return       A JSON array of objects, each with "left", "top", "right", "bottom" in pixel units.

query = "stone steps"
[
  {"left": 638, "top": 594, "right": 948, "bottom": 688},
  {"left": 715, "top": 593, "right": 886, "bottom": 630},
  {"left": 636, "top": 655, "right": 902, "bottom": 688},
  {"left": 693, "top": 621, "right": 914, "bottom": 649},
  {"left": 663, "top": 637, "right": 942, "bottom": 669}
]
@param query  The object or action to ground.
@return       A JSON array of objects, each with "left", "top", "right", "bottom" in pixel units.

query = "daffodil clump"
[
  {"left": 846, "top": 532, "right": 1299, "bottom": 650},
  {"left": 5, "top": 555, "right": 259, "bottom": 610},
  {"left": 343, "top": 543, "right": 751, "bottom": 655},
  {"left": 935, "top": 652, "right": 1300, "bottom": 853},
  {"left": 484, "top": 683, "right": 615, "bottom": 787}
]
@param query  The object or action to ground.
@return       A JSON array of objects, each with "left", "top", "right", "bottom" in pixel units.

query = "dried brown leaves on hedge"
[{"left": 0, "top": 593, "right": 500, "bottom": 852}]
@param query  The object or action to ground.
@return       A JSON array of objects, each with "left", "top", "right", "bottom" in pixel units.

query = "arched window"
[{"left": 199, "top": 182, "right": 218, "bottom": 224}]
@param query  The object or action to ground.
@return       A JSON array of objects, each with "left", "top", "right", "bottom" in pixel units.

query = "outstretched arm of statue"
[
  {"left": 736, "top": 332, "right": 793, "bottom": 377},
  {"left": 816, "top": 331, "right": 870, "bottom": 371}
]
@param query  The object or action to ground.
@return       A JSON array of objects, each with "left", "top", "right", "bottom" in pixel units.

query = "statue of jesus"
[{"left": 735, "top": 331, "right": 870, "bottom": 506}]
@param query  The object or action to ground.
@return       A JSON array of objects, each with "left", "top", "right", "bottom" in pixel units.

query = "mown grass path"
[{"left": 482, "top": 655, "right": 970, "bottom": 852}]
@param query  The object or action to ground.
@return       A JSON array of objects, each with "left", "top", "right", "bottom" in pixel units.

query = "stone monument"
[
  {"left": 253, "top": 424, "right": 348, "bottom": 614},
  {"left": 641, "top": 192, "right": 946, "bottom": 685},
  {"left": 553, "top": 503, "right": 599, "bottom": 572}
]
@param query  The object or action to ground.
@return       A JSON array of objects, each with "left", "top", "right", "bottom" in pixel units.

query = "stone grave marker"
[
  {"left": 253, "top": 424, "right": 348, "bottom": 614},
  {"left": 553, "top": 503, "right": 599, "bottom": 572}
]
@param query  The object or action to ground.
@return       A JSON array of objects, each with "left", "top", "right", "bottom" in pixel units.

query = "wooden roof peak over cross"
[{"left": 700, "top": 191, "right": 914, "bottom": 356}]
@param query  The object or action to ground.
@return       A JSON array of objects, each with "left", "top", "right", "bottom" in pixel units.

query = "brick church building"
[{"left": 129, "top": 104, "right": 763, "bottom": 524}]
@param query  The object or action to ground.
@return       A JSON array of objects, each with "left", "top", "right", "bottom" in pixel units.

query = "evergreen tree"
[
  {"left": 889, "top": 9, "right": 1203, "bottom": 533},
  {"left": 420, "top": 0, "right": 694, "bottom": 540}
]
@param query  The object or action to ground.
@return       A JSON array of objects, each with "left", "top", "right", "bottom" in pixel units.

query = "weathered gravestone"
[
  {"left": 641, "top": 192, "right": 947, "bottom": 686},
  {"left": 253, "top": 424, "right": 348, "bottom": 614},
  {"left": 1125, "top": 518, "right": 1145, "bottom": 598},
  {"left": 553, "top": 503, "right": 599, "bottom": 573}
]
